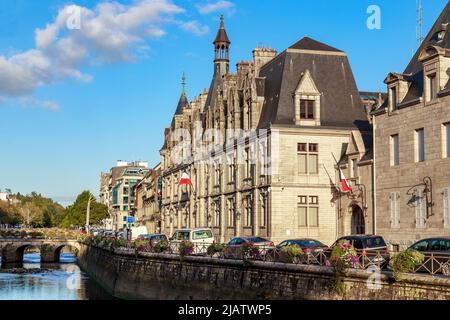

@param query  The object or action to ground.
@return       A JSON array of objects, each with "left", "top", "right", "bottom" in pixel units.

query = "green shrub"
[
  {"left": 280, "top": 245, "right": 304, "bottom": 263},
  {"left": 113, "top": 238, "right": 129, "bottom": 248},
  {"left": 391, "top": 249, "right": 425, "bottom": 281},
  {"left": 153, "top": 240, "right": 169, "bottom": 253},
  {"left": 179, "top": 241, "right": 195, "bottom": 256},
  {"left": 207, "top": 243, "right": 224, "bottom": 257}
]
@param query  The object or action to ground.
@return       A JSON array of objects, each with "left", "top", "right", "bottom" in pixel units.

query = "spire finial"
[
  {"left": 220, "top": 14, "right": 224, "bottom": 29},
  {"left": 181, "top": 70, "right": 186, "bottom": 95}
]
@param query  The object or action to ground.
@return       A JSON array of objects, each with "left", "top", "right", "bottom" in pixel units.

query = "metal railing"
[
  {"left": 91, "top": 240, "right": 450, "bottom": 277},
  {"left": 411, "top": 253, "right": 450, "bottom": 276}
]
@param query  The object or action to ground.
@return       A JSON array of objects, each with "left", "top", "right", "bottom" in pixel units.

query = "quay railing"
[{"left": 88, "top": 239, "right": 450, "bottom": 278}]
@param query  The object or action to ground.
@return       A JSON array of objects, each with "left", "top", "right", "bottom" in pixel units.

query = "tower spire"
[
  {"left": 213, "top": 15, "right": 231, "bottom": 75},
  {"left": 220, "top": 14, "right": 224, "bottom": 29},
  {"left": 181, "top": 70, "right": 186, "bottom": 95}
]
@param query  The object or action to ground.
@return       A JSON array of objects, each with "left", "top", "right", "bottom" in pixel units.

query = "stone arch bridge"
[{"left": 0, "top": 239, "right": 81, "bottom": 263}]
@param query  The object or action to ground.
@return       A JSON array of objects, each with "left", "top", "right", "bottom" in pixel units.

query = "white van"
[
  {"left": 131, "top": 226, "right": 149, "bottom": 240},
  {"left": 170, "top": 228, "right": 215, "bottom": 253}
]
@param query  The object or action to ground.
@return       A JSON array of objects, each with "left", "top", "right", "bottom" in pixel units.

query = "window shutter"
[
  {"left": 416, "top": 190, "right": 426, "bottom": 228},
  {"left": 390, "top": 192, "right": 395, "bottom": 228},
  {"left": 394, "top": 192, "right": 400, "bottom": 228},
  {"left": 421, "top": 192, "right": 427, "bottom": 228},
  {"left": 444, "top": 188, "right": 450, "bottom": 228}
]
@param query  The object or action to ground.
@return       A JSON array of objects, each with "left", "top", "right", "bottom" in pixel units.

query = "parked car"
[
  {"left": 328, "top": 235, "right": 390, "bottom": 268},
  {"left": 223, "top": 237, "right": 274, "bottom": 260},
  {"left": 265, "top": 239, "right": 328, "bottom": 263},
  {"left": 407, "top": 237, "right": 450, "bottom": 275},
  {"left": 169, "top": 228, "right": 215, "bottom": 254},
  {"left": 137, "top": 234, "right": 168, "bottom": 245}
]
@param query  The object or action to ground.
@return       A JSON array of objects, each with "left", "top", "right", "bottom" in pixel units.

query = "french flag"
[
  {"left": 179, "top": 172, "right": 193, "bottom": 186},
  {"left": 340, "top": 168, "right": 353, "bottom": 193}
]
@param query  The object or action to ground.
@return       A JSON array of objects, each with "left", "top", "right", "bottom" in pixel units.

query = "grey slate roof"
[
  {"left": 214, "top": 16, "right": 230, "bottom": 44},
  {"left": 289, "top": 36, "right": 343, "bottom": 52},
  {"left": 257, "top": 37, "right": 370, "bottom": 131},
  {"left": 204, "top": 70, "right": 222, "bottom": 113},
  {"left": 175, "top": 92, "right": 189, "bottom": 116},
  {"left": 379, "top": 2, "right": 450, "bottom": 109}
]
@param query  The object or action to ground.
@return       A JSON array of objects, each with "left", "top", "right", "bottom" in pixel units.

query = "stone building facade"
[
  {"left": 373, "top": 3, "right": 450, "bottom": 250},
  {"left": 99, "top": 161, "right": 150, "bottom": 232},
  {"left": 159, "top": 16, "right": 371, "bottom": 245},
  {"left": 133, "top": 164, "right": 162, "bottom": 234}
]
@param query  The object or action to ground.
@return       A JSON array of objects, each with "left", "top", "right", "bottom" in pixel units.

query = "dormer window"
[
  {"left": 294, "top": 69, "right": 321, "bottom": 126},
  {"left": 300, "top": 100, "right": 315, "bottom": 119}
]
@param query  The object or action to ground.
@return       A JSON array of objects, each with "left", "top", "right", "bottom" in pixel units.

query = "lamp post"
[{"left": 86, "top": 194, "right": 95, "bottom": 233}]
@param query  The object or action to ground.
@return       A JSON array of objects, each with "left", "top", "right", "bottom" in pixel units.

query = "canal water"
[{"left": 0, "top": 253, "right": 113, "bottom": 300}]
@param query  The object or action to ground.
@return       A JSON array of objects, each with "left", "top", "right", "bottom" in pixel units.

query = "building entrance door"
[{"left": 351, "top": 206, "right": 365, "bottom": 235}]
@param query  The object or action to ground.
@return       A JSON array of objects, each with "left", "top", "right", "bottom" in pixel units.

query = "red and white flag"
[
  {"left": 179, "top": 172, "right": 193, "bottom": 186},
  {"left": 340, "top": 169, "right": 353, "bottom": 193}
]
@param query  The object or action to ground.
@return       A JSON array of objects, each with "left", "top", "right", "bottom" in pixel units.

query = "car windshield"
[
  {"left": 192, "top": 230, "right": 212, "bottom": 240},
  {"left": 248, "top": 237, "right": 267, "bottom": 243},
  {"left": 363, "top": 237, "right": 386, "bottom": 248},
  {"left": 295, "top": 240, "right": 324, "bottom": 248},
  {"left": 176, "top": 232, "right": 190, "bottom": 241}
]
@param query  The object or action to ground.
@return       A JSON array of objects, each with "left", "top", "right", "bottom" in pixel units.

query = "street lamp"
[{"left": 86, "top": 193, "right": 95, "bottom": 233}]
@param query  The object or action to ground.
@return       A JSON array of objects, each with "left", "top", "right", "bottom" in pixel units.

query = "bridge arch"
[
  {"left": 13, "top": 244, "right": 41, "bottom": 263},
  {"left": 0, "top": 240, "right": 81, "bottom": 264},
  {"left": 53, "top": 244, "right": 79, "bottom": 263}
]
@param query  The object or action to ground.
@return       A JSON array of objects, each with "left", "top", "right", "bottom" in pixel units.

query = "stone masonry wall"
[{"left": 78, "top": 244, "right": 450, "bottom": 300}]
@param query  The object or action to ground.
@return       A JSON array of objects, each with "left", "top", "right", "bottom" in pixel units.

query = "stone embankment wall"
[{"left": 77, "top": 244, "right": 450, "bottom": 300}]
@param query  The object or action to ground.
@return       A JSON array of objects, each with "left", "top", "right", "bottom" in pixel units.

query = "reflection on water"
[{"left": 0, "top": 253, "right": 112, "bottom": 300}]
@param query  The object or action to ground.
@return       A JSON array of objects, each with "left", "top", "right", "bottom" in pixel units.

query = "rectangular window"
[
  {"left": 309, "top": 143, "right": 318, "bottom": 153},
  {"left": 391, "top": 134, "right": 400, "bottom": 166},
  {"left": 298, "top": 196, "right": 307, "bottom": 205},
  {"left": 390, "top": 87, "right": 397, "bottom": 111},
  {"left": 261, "top": 195, "right": 267, "bottom": 228},
  {"left": 415, "top": 190, "right": 426, "bottom": 228},
  {"left": 390, "top": 192, "right": 400, "bottom": 229},
  {"left": 309, "top": 196, "right": 319, "bottom": 205},
  {"left": 297, "top": 143, "right": 307, "bottom": 152},
  {"left": 308, "top": 207, "right": 319, "bottom": 227},
  {"left": 350, "top": 159, "right": 358, "bottom": 178},
  {"left": 298, "top": 207, "right": 307, "bottom": 227},
  {"left": 298, "top": 154, "right": 307, "bottom": 174},
  {"left": 445, "top": 123, "right": 450, "bottom": 158},
  {"left": 300, "top": 100, "right": 315, "bottom": 119},
  {"left": 298, "top": 143, "right": 318, "bottom": 174},
  {"left": 308, "top": 154, "right": 318, "bottom": 174},
  {"left": 227, "top": 199, "right": 235, "bottom": 227},
  {"left": 298, "top": 196, "right": 319, "bottom": 227},
  {"left": 427, "top": 73, "right": 437, "bottom": 102},
  {"left": 444, "top": 188, "right": 450, "bottom": 228},
  {"left": 416, "top": 128, "right": 425, "bottom": 162}
]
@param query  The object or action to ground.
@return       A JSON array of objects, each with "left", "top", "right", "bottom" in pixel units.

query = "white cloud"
[
  {"left": 180, "top": 21, "right": 210, "bottom": 36},
  {"left": 0, "top": 0, "right": 195, "bottom": 108},
  {"left": 196, "top": 1, "right": 235, "bottom": 15}
]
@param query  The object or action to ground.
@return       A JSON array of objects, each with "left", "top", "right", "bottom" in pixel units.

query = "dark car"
[
  {"left": 265, "top": 239, "right": 328, "bottom": 263},
  {"left": 223, "top": 237, "right": 274, "bottom": 260},
  {"left": 407, "top": 237, "right": 450, "bottom": 275},
  {"left": 137, "top": 234, "right": 168, "bottom": 245},
  {"left": 328, "top": 235, "right": 390, "bottom": 268}
]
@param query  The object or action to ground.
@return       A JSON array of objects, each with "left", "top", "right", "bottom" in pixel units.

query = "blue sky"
[{"left": 0, "top": 0, "right": 446, "bottom": 206}]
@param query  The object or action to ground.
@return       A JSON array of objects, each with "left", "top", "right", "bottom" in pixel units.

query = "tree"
[
  {"left": 14, "top": 192, "right": 66, "bottom": 227},
  {"left": 60, "top": 191, "right": 108, "bottom": 228},
  {"left": 0, "top": 200, "right": 21, "bottom": 225}
]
